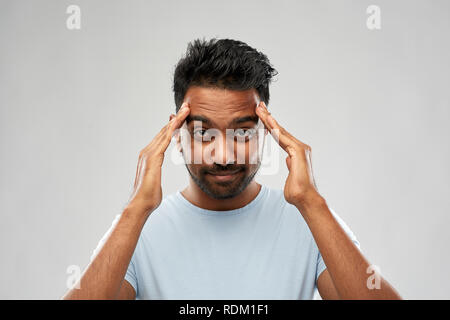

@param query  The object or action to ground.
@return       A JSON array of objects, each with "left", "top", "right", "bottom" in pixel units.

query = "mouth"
[{"left": 206, "top": 169, "right": 244, "bottom": 182}]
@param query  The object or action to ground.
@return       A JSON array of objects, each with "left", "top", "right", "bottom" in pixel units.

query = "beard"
[{"left": 185, "top": 162, "right": 260, "bottom": 200}]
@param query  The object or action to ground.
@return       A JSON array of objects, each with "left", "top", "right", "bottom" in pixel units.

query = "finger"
[
  {"left": 133, "top": 151, "right": 146, "bottom": 191},
  {"left": 140, "top": 102, "right": 190, "bottom": 155},
  {"left": 137, "top": 102, "right": 190, "bottom": 180},
  {"left": 255, "top": 102, "right": 298, "bottom": 155},
  {"left": 255, "top": 101, "right": 273, "bottom": 131},
  {"left": 133, "top": 156, "right": 141, "bottom": 190},
  {"left": 160, "top": 102, "right": 190, "bottom": 151},
  {"left": 143, "top": 119, "right": 171, "bottom": 151},
  {"left": 306, "top": 148, "right": 318, "bottom": 190},
  {"left": 286, "top": 156, "right": 291, "bottom": 171},
  {"left": 170, "top": 102, "right": 191, "bottom": 132},
  {"left": 269, "top": 112, "right": 312, "bottom": 175}
]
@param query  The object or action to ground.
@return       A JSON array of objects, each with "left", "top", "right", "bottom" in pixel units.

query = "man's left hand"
[{"left": 255, "top": 101, "right": 323, "bottom": 210}]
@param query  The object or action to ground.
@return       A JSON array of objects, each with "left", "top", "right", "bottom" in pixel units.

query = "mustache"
[{"left": 203, "top": 165, "right": 246, "bottom": 174}]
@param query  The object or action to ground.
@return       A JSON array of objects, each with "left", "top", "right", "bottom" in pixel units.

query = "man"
[{"left": 63, "top": 38, "right": 401, "bottom": 300}]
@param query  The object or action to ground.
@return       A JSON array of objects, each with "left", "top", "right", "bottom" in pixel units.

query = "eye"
[
  {"left": 193, "top": 129, "right": 212, "bottom": 141},
  {"left": 233, "top": 128, "right": 257, "bottom": 141}
]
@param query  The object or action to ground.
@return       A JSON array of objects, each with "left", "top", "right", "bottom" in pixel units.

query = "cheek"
[
  {"left": 179, "top": 130, "right": 203, "bottom": 164},
  {"left": 186, "top": 163, "right": 201, "bottom": 175},
  {"left": 236, "top": 139, "right": 262, "bottom": 165},
  {"left": 180, "top": 137, "right": 213, "bottom": 165},
  {"left": 248, "top": 139, "right": 260, "bottom": 164}
]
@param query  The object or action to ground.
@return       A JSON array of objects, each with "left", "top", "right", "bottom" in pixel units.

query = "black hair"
[{"left": 172, "top": 37, "right": 278, "bottom": 112}]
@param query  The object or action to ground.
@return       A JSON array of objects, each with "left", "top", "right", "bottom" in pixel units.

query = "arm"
[
  {"left": 62, "top": 102, "right": 191, "bottom": 300},
  {"left": 62, "top": 203, "right": 150, "bottom": 300},
  {"left": 255, "top": 101, "right": 402, "bottom": 300},
  {"left": 117, "top": 279, "right": 137, "bottom": 300},
  {"left": 301, "top": 196, "right": 402, "bottom": 300},
  {"left": 317, "top": 269, "right": 340, "bottom": 300}
]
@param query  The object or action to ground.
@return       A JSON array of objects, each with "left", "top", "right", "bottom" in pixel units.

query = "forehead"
[{"left": 184, "top": 86, "right": 260, "bottom": 127}]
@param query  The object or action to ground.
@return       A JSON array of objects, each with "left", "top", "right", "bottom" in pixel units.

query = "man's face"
[{"left": 176, "top": 86, "right": 266, "bottom": 199}]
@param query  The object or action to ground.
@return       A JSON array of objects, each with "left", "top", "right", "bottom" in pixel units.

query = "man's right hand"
[
  {"left": 62, "top": 102, "right": 190, "bottom": 300},
  {"left": 127, "top": 102, "right": 190, "bottom": 213}
]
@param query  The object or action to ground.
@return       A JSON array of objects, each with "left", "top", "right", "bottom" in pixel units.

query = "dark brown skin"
[
  {"left": 172, "top": 86, "right": 264, "bottom": 211},
  {"left": 62, "top": 86, "right": 402, "bottom": 300},
  {"left": 255, "top": 101, "right": 402, "bottom": 299},
  {"left": 62, "top": 95, "right": 191, "bottom": 300}
]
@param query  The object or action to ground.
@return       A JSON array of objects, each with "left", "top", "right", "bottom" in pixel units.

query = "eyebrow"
[
  {"left": 185, "top": 115, "right": 212, "bottom": 126},
  {"left": 185, "top": 115, "right": 259, "bottom": 127},
  {"left": 232, "top": 115, "right": 259, "bottom": 125}
]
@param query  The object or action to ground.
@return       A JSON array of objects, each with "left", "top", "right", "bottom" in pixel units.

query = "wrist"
[
  {"left": 293, "top": 191, "right": 327, "bottom": 216},
  {"left": 124, "top": 199, "right": 157, "bottom": 219}
]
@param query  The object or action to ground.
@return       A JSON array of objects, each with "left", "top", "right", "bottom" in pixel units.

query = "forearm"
[
  {"left": 62, "top": 203, "right": 152, "bottom": 299},
  {"left": 297, "top": 196, "right": 401, "bottom": 300}
]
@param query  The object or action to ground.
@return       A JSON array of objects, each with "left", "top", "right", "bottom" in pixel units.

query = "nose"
[{"left": 212, "top": 133, "right": 235, "bottom": 165}]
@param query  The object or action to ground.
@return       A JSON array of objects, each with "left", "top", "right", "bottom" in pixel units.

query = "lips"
[
  {"left": 206, "top": 169, "right": 244, "bottom": 182},
  {"left": 207, "top": 169, "right": 242, "bottom": 176}
]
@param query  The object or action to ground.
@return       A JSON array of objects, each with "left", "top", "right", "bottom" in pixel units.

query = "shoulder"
[
  {"left": 142, "top": 192, "right": 180, "bottom": 226},
  {"left": 259, "top": 185, "right": 285, "bottom": 209},
  {"left": 260, "top": 185, "right": 309, "bottom": 225}
]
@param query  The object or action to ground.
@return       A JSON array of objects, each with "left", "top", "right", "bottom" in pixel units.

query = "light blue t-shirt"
[{"left": 93, "top": 184, "right": 360, "bottom": 299}]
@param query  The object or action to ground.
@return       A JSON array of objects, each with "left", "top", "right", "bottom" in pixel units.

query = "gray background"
[{"left": 1, "top": 0, "right": 449, "bottom": 299}]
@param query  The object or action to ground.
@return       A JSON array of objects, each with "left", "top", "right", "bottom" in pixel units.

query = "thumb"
[{"left": 285, "top": 156, "right": 291, "bottom": 171}]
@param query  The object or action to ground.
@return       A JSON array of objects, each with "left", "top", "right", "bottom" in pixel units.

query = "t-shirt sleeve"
[
  {"left": 124, "top": 257, "right": 138, "bottom": 296},
  {"left": 315, "top": 207, "right": 362, "bottom": 282}
]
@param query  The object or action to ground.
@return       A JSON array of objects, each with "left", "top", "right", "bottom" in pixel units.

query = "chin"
[
  {"left": 200, "top": 182, "right": 244, "bottom": 200},
  {"left": 199, "top": 175, "right": 254, "bottom": 200},
  {"left": 186, "top": 163, "right": 259, "bottom": 200}
]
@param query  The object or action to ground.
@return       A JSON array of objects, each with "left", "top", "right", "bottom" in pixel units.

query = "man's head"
[{"left": 171, "top": 38, "right": 278, "bottom": 199}]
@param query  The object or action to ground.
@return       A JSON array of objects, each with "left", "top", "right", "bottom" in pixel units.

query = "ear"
[{"left": 169, "top": 114, "right": 182, "bottom": 152}]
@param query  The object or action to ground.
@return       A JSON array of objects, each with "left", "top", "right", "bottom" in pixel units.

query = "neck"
[{"left": 181, "top": 179, "right": 261, "bottom": 211}]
